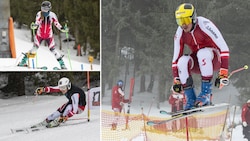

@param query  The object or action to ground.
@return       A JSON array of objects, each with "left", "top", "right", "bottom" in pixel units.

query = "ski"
[
  {"left": 53, "top": 67, "right": 67, "bottom": 70},
  {"left": 160, "top": 103, "right": 229, "bottom": 116},
  {"left": 11, "top": 119, "right": 87, "bottom": 134},
  {"left": 147, "top": 111, "right": 200, "bottom": 126},
  {"left": 11, "top": 125, "right": 46, "bottom": 134},
  {"left": 147, "top": 103, "right": 229, "bottom": 126},
  {"left": 36, "top": 66, "right": 48, "bottom": 70},
  {"left": 17, "top": 65, "right": 48, "bottom": 70}
]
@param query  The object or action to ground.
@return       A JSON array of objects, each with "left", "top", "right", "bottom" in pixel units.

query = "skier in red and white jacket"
[
  {"left": 172, "top": 3, "right": 229, "bottom": 110},
  {"left": 168, "top": 85, "right": 186, "bottom": 113},
  {"left": 241, "top": 99, "right": 250, "bottom": 140},
  {"left": 18, "top": 1, "right": 68, "bottom": 69},
  {"left": 111, "top": 80, "right": 129, "bottom": 130},
  {"left": 34, "top": 77, "right": 86, "bottom": 128}
]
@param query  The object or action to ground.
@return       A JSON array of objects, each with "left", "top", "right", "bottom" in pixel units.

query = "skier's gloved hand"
[
  {"left": 215, "top": 68, "right": 228, "bottom": 88},
  {"left": 60, "top": 26, "right": 69, "bottom": 33},
  {"left": 123, "top": 99, "right": 130, "bottom": 104},
  {"left": 120, "top": 102, "right": 124, "bottom": 106},
  {"left": 35, "top": 87, "right": 44, "bottom": 95},
  {"left": 30, "top": 22, "right": 38, "bottom": 30},
  {"left": 243, "top": 121, "right": 248, "bottom": 127},
  {"left": 58, "top": 116, "right": 68, "bottom": 123},
  {"left": 172, "top": 77, "right": 182, "bottom": 93}
]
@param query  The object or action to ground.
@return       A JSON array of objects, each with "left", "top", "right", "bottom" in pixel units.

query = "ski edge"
[
  {"left": 147, "top": 112, "right": 197, "bottom": 126},
  {"left": 160, "top": 103, "right": 229, "bottom": 116}
]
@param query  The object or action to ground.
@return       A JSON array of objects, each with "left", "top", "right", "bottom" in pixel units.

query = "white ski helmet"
[
  {"left": 41, "top": 1, "right": 52, "bottom": 12},
  {"left": 58, "top": 77, "right": 71, "bottom": 90},
  {"left": 247, "top": 99, "right": 250, "bottom": 103}
]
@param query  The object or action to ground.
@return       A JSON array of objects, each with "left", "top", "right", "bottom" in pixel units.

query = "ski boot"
[
  {"left": 46, "top": 120, "right": 60, "bottom": 128},
  {"left": 58, "top": 58, "right": 67, "bottom": 70},
  {"left": 17, "top": 53, "right": 28, "bottom": 67},
  {"left": 183, "top": 87, "right": 196, "bottom": 111},
  {"left": 31, "top": 119, "right": 50, "bottom": 128},
  {"left": 195, "top": 80, "right": 212, "bottom": 107}
]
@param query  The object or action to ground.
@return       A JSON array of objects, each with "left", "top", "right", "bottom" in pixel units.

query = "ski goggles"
[
  {"left": 41, "top": 6, "right": 50, "bottom": 12},
  {"left": 176, "top": 17, "right": 192, "bottom": 26},
  {"left": 59, "top": 86, "right": 67, "bottom": 91}
]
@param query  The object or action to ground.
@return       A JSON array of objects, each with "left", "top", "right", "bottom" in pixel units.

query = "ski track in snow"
[{"left": 0, "top": 95, "right": 100, "bottom": 141}]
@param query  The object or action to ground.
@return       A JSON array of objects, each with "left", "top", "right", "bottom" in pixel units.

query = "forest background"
[
  {"left": 10, "top": 0, "right": 100, "bottom": 58},
  {"left": 102, "top": 0, "right": 250, "bottom": 105}
]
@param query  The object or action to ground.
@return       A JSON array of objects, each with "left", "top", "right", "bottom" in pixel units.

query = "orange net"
[{"left": 101, "top": 109, "right": 228, "bottom": 141}]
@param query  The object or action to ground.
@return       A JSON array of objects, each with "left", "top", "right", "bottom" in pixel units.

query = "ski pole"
[
  {"left": 220, "top": 65, "right": 248, "bottom": 87},
  {"left": 87, "top": 71, "right": 90, "bottom": 122},
  {"left": 141, "top": 101, "right": 148, "bottom": 141},
  {"left": 220, "top": 93, "right": 231, "bottom": 140},
  {"left": 228, "top": 65, "right": 248, "bottom": 78},
  {"left": 65, "top": 21, "right": 72, "bottom": 70},
  {"left": 147, "top": 97, "right": 155, "bottom": 116},
  {"left": 230, "top": 105, "right": 237, "bottom": 141},
  {"left": 31, "top": 22, "right": 38, "bottom": 68}
]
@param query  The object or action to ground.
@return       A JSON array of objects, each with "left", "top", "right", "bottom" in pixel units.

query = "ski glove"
[
  {"left": 120, "top": 102, "right": 124, "bottom": 106},
  {"left": 58, "top": 116, "right": 68, "bottom": 123},
  {"left": 35, "top": 87, "right": 44, "bottom": 95},
  {"left": 243, "top": 121, "right": 248, "bottom": 127},
  {"left": 172, "top": 77, "right": 183, "bottom": 93},
  {"left": 60, "top": 26, "right": 69, "bottom": 33},
  {"left": 215, "top": 68, "right": 229, "bottom": 88},
  {"left": 30, "top": 22, "right": 38, "bottom": 30},
  {"left": 123, "top": 99, "right": 130, "bottom": 104}
]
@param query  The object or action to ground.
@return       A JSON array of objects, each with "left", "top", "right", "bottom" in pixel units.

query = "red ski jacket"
[
  {"left": 242, "top": 103, "right": 250, "bottom": 124},
  {"left": 168, "top": 92, "right": 186, "bottom": 112},
  {"left": 111, "top": 85, "right": 129, "bottom": 112}
]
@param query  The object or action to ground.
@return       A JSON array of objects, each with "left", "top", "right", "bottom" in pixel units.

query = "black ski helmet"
[{"left": 41, "top": 1, "right": 51, "bottom": 12}]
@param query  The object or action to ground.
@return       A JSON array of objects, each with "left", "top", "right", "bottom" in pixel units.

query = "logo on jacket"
[{"left": 205, "top": 26, "right": 218, "bottom": 39}]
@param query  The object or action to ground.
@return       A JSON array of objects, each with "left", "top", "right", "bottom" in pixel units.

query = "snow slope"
[
  {"left": 0, "top": 28, "right": 100, "bottom": 71},
  {"left": 0, "top": 95, "right": 100, "bottom": 141}
]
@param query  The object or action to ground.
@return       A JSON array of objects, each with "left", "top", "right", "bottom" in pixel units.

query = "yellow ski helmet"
[{"left": 175, "top": 3, "right": 196, "bottom": 26}]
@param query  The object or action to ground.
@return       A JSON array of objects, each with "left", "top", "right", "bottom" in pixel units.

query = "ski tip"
[
  {"left": 37, "top": 66, "right": 48, "bottom": 70},
  {"left": 147, "top": 121, "right": 156, "bottom": 126}
]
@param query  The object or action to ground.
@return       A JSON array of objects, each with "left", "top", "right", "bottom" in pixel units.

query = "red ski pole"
[{"left": 219, "top": 65, "right": 248, "bottom": 88}]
